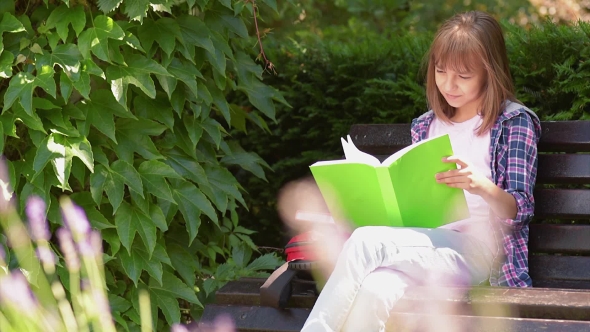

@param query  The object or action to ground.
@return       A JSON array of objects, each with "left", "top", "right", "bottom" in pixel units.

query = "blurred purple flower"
[
  {"left": 0, "top": 270, "right": 38, "bottom": 312},
  {"left": 77, "top": 230, "right": 103, "bottom": 259},
  {"left": 61, "top": 202, "right": 90, "bottom": 241},
  {"left": 57, "top": 228, "right": 80, "bottom": 271},
  {"left": 26, "top": 196, "right": 50, "bottom": 242},
  {"left": 92, "top": 289, "right": 112, "bottom": 326},
  {"left": 193, "top": 314, "right": 236, "bottom": 332},
  {"left": 171, "top": 324, "right": 189, "bottom": 332},
  {"left": 36, "top": 246, "right": 56, "bottom": 266}
]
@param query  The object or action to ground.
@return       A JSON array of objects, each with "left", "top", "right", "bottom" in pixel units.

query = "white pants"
[{"left": 301, "top": 226, "right": 494, "bottom": 332}]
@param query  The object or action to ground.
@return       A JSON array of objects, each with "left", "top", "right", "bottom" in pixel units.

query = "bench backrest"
[{"left": 349, "top": 121, "right": 590, "bottom": 289}]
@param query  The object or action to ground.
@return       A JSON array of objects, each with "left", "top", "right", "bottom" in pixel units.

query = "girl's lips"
[{"left": 445, "top": 93, "right": 461, "bottom": 100}]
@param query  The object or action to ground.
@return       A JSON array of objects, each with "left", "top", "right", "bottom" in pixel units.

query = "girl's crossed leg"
[{"left": 301, "top": 226, "right": 494, "bottom": 332}]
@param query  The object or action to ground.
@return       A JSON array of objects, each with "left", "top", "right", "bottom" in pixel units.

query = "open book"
[{"left": 309, "top": 134, "right": 469, "bottom": 228}]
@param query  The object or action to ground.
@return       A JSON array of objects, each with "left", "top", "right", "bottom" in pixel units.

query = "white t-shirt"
[{"left": 428, "top": 114, "right": 497, "bottom": 254}]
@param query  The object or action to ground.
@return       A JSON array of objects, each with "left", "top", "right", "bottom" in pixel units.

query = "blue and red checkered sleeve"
[{"left": 498, "top": 112, "right": 540, "bottom": 230}]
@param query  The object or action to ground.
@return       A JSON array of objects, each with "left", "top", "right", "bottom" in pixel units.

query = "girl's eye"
[
  {"left": 436, "top": 69, "right": 445, "bottom": 73},
  {"left": 459, "top": 76, "right": 471, "bottom": 79}
]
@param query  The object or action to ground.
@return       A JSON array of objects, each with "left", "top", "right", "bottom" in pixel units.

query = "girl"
[{"left": 300, "top": 11, "right": 542, "bottom": 332}]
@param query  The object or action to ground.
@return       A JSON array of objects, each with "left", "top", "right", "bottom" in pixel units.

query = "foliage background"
[
  {"left": 236, "top": 1, "right": 590, "bottom": 248},
  {"left": 0, "top": 0, "right": 286, "bottom": 330}
]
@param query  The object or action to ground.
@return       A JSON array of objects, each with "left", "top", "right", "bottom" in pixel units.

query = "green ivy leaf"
[
  {"left": 163, "top": 148, "right": 209, "bottom": 186},
  {"left": 201, "top": 117, "right": 222, "bottom": 148},
  {"left": 0, "top": 12, "right": 25, "bottom": 34},
  {"left": 36, "top": 43, "right": 82, "bottom": 80},
  {"left": 97, "top": 0, "right": 123, "bottom": 13},
  {"left": 133, "top": 94, "right": 175, "bottom": 130},
  {"left": 119, "top": 243, "right": 163, "bottom": 286},
  {"left": 35, "top": 65, "right": 58, "bottom": 98},
  {"left": 115, "top": 201, "right": 156, "bottom": 257},
  {"left": 260, "top": 0, "right": 278, "bottom": 13},
  {"left": 246, "top": 253, "right": 282, "bottom": 271},
  {"left": 206, "top": 82, "right": 230, "bottom": 125},
  {"left": 150, "top": 204, "right": 168, "bottom": 232},
  {"left": 108, "top": 294, "right": 132, "bottom": 313},
  {"left": 32, "top": 135, "right": 61, "bottom": 179},
  {"left": 78, "top": 15, "right": 125, "bottom": 62},
  {"left": 3, "top": 66, "right": 56, "bottom": 115},
  {"left": 32, "top": 134, "right": 93, "bottom": 191},
  {"left": 0, "top": 51, "right": 13, "bottom": 78},
  {"left": 150, "top": 270, "right": 201, "bottom": 304},
  {"left": 229, "top": 104, "right": 247, "bottom": 133},
  {"left": 60, "top": 72, "right": 73, "bottom": 102},
  {"left": 111, "top": 160, "right": 144, "bottom": 196},
  {"left": 106, "top": 54, "right": 171, "bottom": 102},
  {"left": 138, "top": 17, "right": 182, "bottom": 56},
  {"left": 183, "top": 116, "right": 203, "bottom": 148},
  {"left": 90, "top": 164, "right": 124, "bottom": 213},
  {"left": 171, "top": 179, "right": 217, "bottom": 244},
  {"left": 123, "top": 0, "right": 150, "bottom": 22},
  {"left": 167, "top": 243, "right": 197, "bottom": 287},
  {"left": 2, "top": 103, "right": 45, "bottom": 135},
  {"left": 78, "top": 89, "right": 135, "bottom": 143},
  {"left": 137, "top": 160, "right": 176, "bottom": 203},
  {"left": 234, "top": 51, "right": 263, "bottom": 83},
  {"left": 177, "top": 15, "right": 215, "bottom": 54},
  {"left": 218, "top": 0, "right": 232, "bottom": 10},
  {"left": 206, "top": 13, "right": 248, "bottom": 39},
  {"left": 150, "top": 289, "right": 180, "bottom": 325},
  {"left": 221, "top": 141, "right": 268, "bottom": 181},
  {"left": 167, "top": 58, "right": 202, "bottom": 98},
  {"left": 237, "top": 79, "right": 279, "bottom": 121},
  {"left": 203, "top": 164, "right": 246, "bottom": 207},
  {"left": 114, "top": 118, "right": 165, "bottom": 161},
  {"left": 45, "top": 4, "right": 86, "bottom": 42},
  {"left": 86, "top": 207, "right": 116, "bottom": 230}
]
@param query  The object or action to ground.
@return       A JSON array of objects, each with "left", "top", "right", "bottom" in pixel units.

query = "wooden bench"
[{"left": 201, "top": 121, "right": 590, "bottom": 331}]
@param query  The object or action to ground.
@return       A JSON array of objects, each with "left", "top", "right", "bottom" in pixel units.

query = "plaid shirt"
[{"left": 411, "top": 101, "right": 542, "bottom": 287}]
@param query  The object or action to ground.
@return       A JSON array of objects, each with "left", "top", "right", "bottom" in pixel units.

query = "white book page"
[
  {"left": 381, "top": 133, "right": 448, "bottom": 166},
  {"left": 341, "top": 135, "right": 381, "bottom": 166}
]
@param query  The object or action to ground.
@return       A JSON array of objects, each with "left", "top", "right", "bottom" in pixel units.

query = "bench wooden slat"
[
  {"left": 216, "top": 278, "right": 317, "bottom": 309},
  {"left": 387, "top": 312, "right": 590, "bottom": 332},
  {"left": 201, "top": 304, "right": 309, "bottom": 331},
  {"left": 398, "top": 286, "right": 590, "bottom": 321},
  {"left": 200, "top": 304, "right": 590, "bottom": 332},
  {"left": 529, "top": 224, "right": 590, "bottom": 254},
  {"left": 213, "top": 279, "right": 590, "bottom": 320},
  {"left": 536, "top": 154, "right": 590, "bottom": 184},
  {"left": 533, "top": 189, "right": 590, "bottom": 219},
  {"left": 539, "top": 121, "right": 590, "bottom": 152},
  {"left": 532, "top": 279, "right": 590, "bottom": 290},
  {"left": 349, "top": 121, "right": 590, "bottom": 153},
  {"left": 529, "top": 255, "right": 590, "bottom": 283}
]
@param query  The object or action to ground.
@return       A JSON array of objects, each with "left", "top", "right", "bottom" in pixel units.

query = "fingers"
[
  {"left": 436, "top": 168, "right": 470, "bottom": 180},
  {"left": 436, "top": 174, "right": 469, "bottom": 185},
  {"left": 442, "top": 155, "right": 468, "bottom": 168}
]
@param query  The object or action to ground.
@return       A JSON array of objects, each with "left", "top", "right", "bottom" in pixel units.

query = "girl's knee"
[{"left": 348, "top": 226, "right": 380, "bottom": 244}]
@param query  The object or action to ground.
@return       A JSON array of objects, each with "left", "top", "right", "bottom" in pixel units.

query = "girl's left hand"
[{"left": 435, "top": 156, "right": 493, "bottom": 197}]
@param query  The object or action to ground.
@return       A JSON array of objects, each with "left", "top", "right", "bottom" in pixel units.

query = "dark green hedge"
[{"left": 235, "top": 20, "right": 590, "bottom": 247}]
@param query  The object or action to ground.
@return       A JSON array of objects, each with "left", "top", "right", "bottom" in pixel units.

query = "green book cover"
[{"left": 309, "top": 134, "right": 469, "bottom": 229}]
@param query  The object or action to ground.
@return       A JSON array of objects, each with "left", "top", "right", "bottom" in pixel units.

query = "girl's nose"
[{"left": 444, "top": 76, "right": 456, "bottom": 92}]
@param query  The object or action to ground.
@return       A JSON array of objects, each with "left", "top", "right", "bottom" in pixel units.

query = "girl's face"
[{"left": 434, "top": 62, "right": 486, "bottom": 119}]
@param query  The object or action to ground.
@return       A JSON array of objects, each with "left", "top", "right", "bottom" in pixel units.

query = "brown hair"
[{"left": 424, "top": 11, "right": 517, "bottom": 135}]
